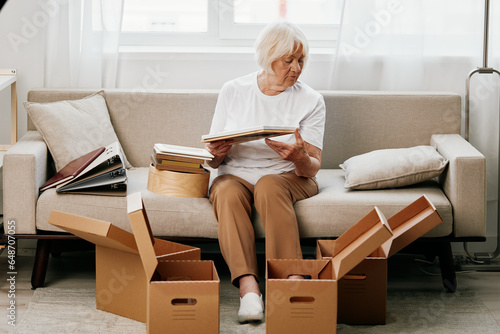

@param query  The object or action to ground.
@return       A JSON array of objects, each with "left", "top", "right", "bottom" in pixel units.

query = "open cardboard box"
[
  {"left": 317, "top": 195, "right": 443, "bottom": 325},
  {"left": 49, "top": 201, "right": 201, "bottom": 323},
  {"left": 266, "top": 206, "right": 393, "bottom": 334},
  {"left": 127, "top": 192, "right": 220, "bottom": 334}
]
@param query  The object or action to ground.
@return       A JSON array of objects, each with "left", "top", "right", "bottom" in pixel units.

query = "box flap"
[
  {"left": 331, "top": 207, "right": 393, "bottom": 279},
  {"left": 383, "top": 195, "right": 443, "bottom": 258},
  {"left": 49, "top": 210, "right": 138, "bottom": 254},
  {"left": 127, "top": 192, "right": 158, "bottom": 281},
  {"left": 156, "top": 260, "right": 220, "bottom": 282},
  {"left": 154, "top": 239, "right": 201, "bottom": 260}
]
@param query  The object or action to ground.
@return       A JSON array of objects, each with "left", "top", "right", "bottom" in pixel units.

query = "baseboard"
[
  {"left": 452, "top": 236, "right": 500, "bottom": 271},
  {"left": 455, "top": 256, "right": 500, "bottom": 271},
  {"left": 452, "top": 236, "right": 498, "bottom": 255}
]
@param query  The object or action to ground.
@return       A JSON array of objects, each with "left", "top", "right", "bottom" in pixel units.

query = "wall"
[
  {"left": 0, "top": 0, "right": 45, "bottom": 141},
  {"left": 116, "top": 49, "right": 334, "bottom": 90},
  {"left": 0, "top": 1, "right": 497, "bottom": 256}
]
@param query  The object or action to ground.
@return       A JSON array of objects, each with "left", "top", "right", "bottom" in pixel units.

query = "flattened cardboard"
[
  {"left": 49, "top": 206, "right": 200, "bottom": 323},
  {"left": 316, "top": 195, "right": 443, "bottom": 325},
  {"left": 266, "top": 206, "right": 392, "bottom": 334},
  {"left": 127, "top": 192, "right": 220, "bottom": 334}
]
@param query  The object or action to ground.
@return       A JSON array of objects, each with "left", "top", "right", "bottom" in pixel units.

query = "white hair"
[{"left": 254, "top": 20, "right": 309, "bottom": 74}]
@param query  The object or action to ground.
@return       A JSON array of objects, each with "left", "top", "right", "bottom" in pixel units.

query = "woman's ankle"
[
  {"left": 287, "top": 274, "right": 306, "bottom": 279},
  {"left": 238, "top": 275, "right": 260, "bottom": 298}
]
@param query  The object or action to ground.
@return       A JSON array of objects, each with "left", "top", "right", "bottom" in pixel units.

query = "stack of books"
[
  {"left": 40, "top": 141, "right": 127, "bottom": 196},
  {"left": 152, "top": 143, "right": 213, "bottom": 174}
]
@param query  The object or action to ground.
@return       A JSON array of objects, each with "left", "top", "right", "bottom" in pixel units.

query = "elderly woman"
[{"left": 205, "top": 21, "right": 325, "bottom": 323}]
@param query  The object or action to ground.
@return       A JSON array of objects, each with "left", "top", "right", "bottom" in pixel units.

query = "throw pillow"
[
  {"left": 340, "top": 145, "right": 448, "bottom": 190},
  {"left": 25, "top": 91, "right": 132, "bottom": 171}
]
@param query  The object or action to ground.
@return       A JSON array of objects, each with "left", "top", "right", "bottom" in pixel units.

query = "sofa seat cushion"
[
  {"left": 36, "top": 168, "right": 452, "bottom": 239},
  {"left": 296, "top": 169, "right": 453, "bottom": 238},
  {"left": 36, "top": 167, "right": 220, "bottom": 238}
]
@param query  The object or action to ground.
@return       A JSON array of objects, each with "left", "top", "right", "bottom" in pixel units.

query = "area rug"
[{"left": 11, "top": 287, "right": 500, "bottom": 333}]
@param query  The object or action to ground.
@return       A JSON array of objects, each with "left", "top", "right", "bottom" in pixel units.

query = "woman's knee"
[
  {"left": 254, "top": 174, "right": 288, "bottom": 198},
  {"left": 210, "top": 175, "right": 252, "bottom": 207},
  {"left": 254, "top": 175, "right": 292, "bottom": 210}
]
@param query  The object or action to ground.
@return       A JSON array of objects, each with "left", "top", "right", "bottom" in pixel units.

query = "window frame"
[{"left": 118, "top": 0, "right": 339, "bottom": 49}]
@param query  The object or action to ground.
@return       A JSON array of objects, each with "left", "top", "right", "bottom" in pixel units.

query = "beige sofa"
[{"left": 3, "top": 89, "right": 486, "bottom": 292}]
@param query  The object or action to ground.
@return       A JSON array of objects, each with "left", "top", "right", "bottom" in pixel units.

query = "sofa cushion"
[
  {"left": 340, "top": 145, "right": 448, "bottom": 190},
  {"left": 294, "top": 169, "right": 453, "bottom": 238},
  {"left": 24, "top": 91, "right": 132, "bottom": 171},
  {"left": 36, "top": 168, "right": 452, "bottom": 239},
  {"left": 36, "top": 167, "right": 219, "bottom": 238}
]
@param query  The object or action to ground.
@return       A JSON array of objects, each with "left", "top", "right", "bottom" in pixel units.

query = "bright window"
[
  {"left": 121, "top": 0, "right": 208, "bottom": 33},
  {"left": 233, "top": 0, "right": 341, "bottom": 25},
  {"left": 119, "top": 0, "right": 342, "bottom": 48}
]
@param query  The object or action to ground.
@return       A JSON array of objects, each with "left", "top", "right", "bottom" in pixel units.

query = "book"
[
  {"left": 153, "top": 143, "right": 214, "bottom": 161},
  {"left": 153, "top": 147, "right": 205, "bottom": 165},
  {"left": 57, "top": 167, "right": 127, "bottom": 192},
  {"left": 201, "top": 125, "right": 296, "bottom": 144},
  {"left": 54, "top": 141, "right": 128, "bottom": 196},
  {"left": 40, "top": 147, "right": 105, "bottom": 191},
  {"left": 158, "top": 159, "right": 201, "bottom": 169},
  {"left": 151, "top": 154, "right": 206, "bottom": 174},
  {"left": 57, "top": 182, "right": 127, "bottom": 196}
]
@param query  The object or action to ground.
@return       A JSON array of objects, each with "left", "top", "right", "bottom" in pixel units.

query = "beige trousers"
[{"left": 209, "top": 172, "right": 318, "bottom": 286}]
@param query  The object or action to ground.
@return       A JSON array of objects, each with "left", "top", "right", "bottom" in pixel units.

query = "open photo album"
[{"left": 201, "top": 125, "right": 295, "bottom": 144}]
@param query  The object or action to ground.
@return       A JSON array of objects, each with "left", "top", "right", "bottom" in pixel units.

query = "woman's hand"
[
  {"left": 205, "top": 140, "right": 233, "bottom": 169},
  {"left": 265, "top": 128, "right": 322, "bottom": 178}
]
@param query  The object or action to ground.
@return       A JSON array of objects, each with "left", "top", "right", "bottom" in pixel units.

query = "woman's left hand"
[
  {"left": 265, "top": 128, "right": 322, "bottom": 178},
  {"left": 265, "top": 128, "right": 308, "bottom": 163}
]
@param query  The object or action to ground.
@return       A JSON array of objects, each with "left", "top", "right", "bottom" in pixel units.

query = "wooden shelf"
[{"left": 0, "top": 74, "right": 16, "bottom": 91}]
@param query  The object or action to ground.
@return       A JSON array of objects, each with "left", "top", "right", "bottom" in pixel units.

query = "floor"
[{"left": 1, "top": 241, "right": 500, "bottom": 333}]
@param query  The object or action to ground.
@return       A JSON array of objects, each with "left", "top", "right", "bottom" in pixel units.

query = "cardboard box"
[
  {"left": 127, "top": 192, "right": 220, "bottom": 334},
  {"left": 49, "top": 205, "right": 201, "bottom": 322},
  {"left": 266, "top": 206, "right": 393, "bottom": 334},
  {"left": 317, "top": 195, "right": 443, "bottom": 325}
]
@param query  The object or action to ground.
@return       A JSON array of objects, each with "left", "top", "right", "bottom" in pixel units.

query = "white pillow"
[
  {"left": 340, "top": 146, "right": 448, "bottom": 190},
  {"left": 25, "top": 91, "right": 132, "bottom": 171}
]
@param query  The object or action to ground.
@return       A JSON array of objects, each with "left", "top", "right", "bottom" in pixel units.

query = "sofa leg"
[
  {"left": 31, "top": 239, "right": 51, "bottom": 290},
  {"left": 437, "top": 241, "right": 457, "bottom": 293},
  {"left": 404, "top": 239, "right": 457, "bottom": 293}
]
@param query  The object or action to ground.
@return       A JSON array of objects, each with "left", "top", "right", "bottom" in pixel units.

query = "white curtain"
[
  {"left": 333, "top": 0, "right": 500, "bottom": 201},
  {"left": 44, "top": 0, "right": 124, "bottom": 88}
]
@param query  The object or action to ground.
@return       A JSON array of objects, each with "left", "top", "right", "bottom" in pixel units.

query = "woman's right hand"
[{"left": 205, "top": 140, "right": 233, "bottom": 168}]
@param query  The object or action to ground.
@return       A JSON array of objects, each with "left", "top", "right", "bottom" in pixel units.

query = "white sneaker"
[{"left": 238, "top": 292, "right": 264, "bottom": 323}]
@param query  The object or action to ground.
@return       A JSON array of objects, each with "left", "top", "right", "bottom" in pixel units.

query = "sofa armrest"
[
  {"left": 431, "top": 134, "right": 486, "bottom": 238},
  {"left": 3, "top": 131, "right": 48, "bottom": 234}
]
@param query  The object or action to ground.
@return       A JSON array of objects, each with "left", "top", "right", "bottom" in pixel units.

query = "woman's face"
[{"left": 270, "top": 44, "right": 305, "bottom": 88}]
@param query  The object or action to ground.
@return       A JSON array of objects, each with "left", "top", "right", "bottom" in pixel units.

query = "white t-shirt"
[{"left": 209, "top": 71, "right": 326, "bottom": 185}]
